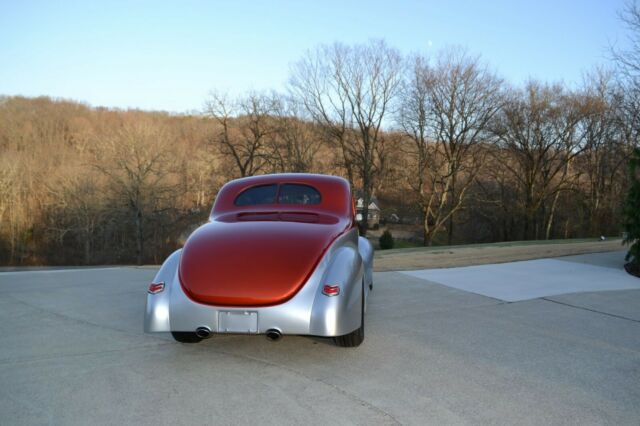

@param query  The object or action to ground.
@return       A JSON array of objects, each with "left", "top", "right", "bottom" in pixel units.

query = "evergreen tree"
[
  {"left": 624, "top": 148, "right": 640, "bottom": 270},
  {"left": 379, "top": 230, "right": 394, "bottom": 250}
]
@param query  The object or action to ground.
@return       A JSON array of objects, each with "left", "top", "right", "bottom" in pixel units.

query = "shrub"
[
  {"left": 624, "top": 148, "right": 640, "bottom": 275},
  {"left": 379, "top": 229, "right": 394, "bottom": 250}
]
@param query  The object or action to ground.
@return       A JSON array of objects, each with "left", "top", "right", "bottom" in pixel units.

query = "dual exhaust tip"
[
  {"left": 195, "top": 327, "right": 212, "bottom": 339},
  {"left": 195, "top": 327, "right": 282, "bottom": 341},
  {"left": 265, "top": 329, "right": 282, "bottom": 341}
]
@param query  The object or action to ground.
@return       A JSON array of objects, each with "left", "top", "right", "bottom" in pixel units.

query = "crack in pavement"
[
  {"left": 198, "top": 345, "right": 403, "bottom": 425},
  {"left": 2, "top": 294, "right": 145, "bottom": 338},
  {"left": 0, "top": 332, "right": 402, "bottom": 425},
  {"left": 541, "top": 297, "right": 640, "bottom": 324},
  {"left": 0, "top": 295, "right": 401, "bottom": 424},
  {"left": 0, "top": 341, "right": 174, "bottom": 366}
]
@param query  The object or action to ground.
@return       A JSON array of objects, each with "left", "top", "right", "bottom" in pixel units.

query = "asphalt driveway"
[{"left": 0, "top": 251, "right": 639, "bottom": 425}]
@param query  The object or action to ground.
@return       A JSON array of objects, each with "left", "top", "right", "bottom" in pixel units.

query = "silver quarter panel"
[
  {"left": 309, "top": 244, "right": 363, "bottom": 335},
  {"left": 358, "top": 236, "right": 374, "bottom": 288},
  {"left": 144, "top": 249, "right": 181, "bottom": 333},
  {"left": 144, "top": 227, "right": 369, "bottom": 337}
]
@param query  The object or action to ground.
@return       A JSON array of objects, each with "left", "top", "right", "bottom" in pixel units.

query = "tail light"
[
  {"left": 148, "top": 282, "right": 165, "bottom": 294},
  {"left": 322, "top": 284, "right": 340, "bottom": 296}
]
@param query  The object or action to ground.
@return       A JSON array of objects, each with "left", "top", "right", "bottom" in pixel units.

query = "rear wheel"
[
  {"left": 334, "top": 283, "right": 365, "bottom": 347},
  {"left": 171, "top": 332, "right": 202, "bottom": 343}
]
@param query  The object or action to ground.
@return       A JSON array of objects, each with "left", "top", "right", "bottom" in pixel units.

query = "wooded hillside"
[{"left": 1, "top": 41, "right": 637, "bottom": 265}]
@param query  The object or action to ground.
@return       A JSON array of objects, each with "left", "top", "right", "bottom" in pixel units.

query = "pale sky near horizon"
[{"left": 0, "top": 0, "right": 631, "bottom": 113}]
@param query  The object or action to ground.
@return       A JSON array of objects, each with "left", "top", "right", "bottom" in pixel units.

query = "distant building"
[{"left": 356, "top": 196, "right": 381, "bottom": 227}]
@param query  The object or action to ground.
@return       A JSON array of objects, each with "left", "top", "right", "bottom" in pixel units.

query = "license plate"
[{"left": 218, "top": 311, "right": 258, "bottom": 333}]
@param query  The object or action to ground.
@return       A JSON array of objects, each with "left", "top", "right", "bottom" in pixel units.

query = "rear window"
[
  {"left": 234, "top": 184, "right": 278, "bottom": 206},
  {"left": 278, "top": 184, "right": 321, "bottom": 205},
  {"left": 234, "top": 183, "right": 322, "bottom": 206}
]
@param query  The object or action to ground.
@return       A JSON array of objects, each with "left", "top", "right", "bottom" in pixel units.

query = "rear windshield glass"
[
  {"left": 234, "top": 183, "right": 322, "bottom": 206},
  {"left": 278, "top": 184, "right": 321, "bottom": 205},
  {"left": 234, "top": 184, "right": 278, "bottom": 206}
]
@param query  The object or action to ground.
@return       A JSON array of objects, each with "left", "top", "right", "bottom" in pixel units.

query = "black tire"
[
  {"left": 334, "top": 283, "right": 365, "bottom": 347},
  {"left": 171, "top": 332, "right": 202, "bottom": 343}
]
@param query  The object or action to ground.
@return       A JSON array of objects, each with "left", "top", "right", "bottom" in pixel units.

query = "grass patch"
[
  {"left": 391, "top": 239, "right": 423, "bottom": 249},
  {"left": 374, "top": 237, "right": 622, "bottom": 256}
]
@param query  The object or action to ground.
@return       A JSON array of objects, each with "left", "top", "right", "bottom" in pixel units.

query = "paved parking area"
[{"left": 1, "top": 252, "right": 639, "bottom": 425}]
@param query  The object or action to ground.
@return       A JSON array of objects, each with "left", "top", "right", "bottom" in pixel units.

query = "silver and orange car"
[{"left": 144, "top": 174, "right": 374, "bottom": 347}]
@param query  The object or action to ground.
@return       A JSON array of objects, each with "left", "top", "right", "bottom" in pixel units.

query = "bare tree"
[
  {"left": 491, "top": 82, "right": 591, "bottom": 239},
  {"left": 573, "top": 69, "right": 629, "bottom": 236},
  {"left": 289, "top": 45, "right": 355, "bottom": 183},
  {"left": 0, "top": 154, "right": 21, "bottom": 263},
  {"left": 204, "top": 92, "right": 277, "bottom": 178},
  {"left": 268, "top": 95, "right": 323, "bottom": 173},
  {"left": 612, "top": 1, "right": 640, "bottom": 82},
  {"left": 398, "top": 49, "right": 503, "bottom": 245},
  {"left": 94, "top": 118, "right": 175, "bottom": 265},
  {"left": 612, "top": 1, "right": 640, "bottom": 151},
  {"left": 0, "top": 157, "right": 17, "bottom": 231},
  {"left": 290, "top": 40, "right": 402, "bottom": 234},
  {"left": 45, "top": 173, "right": 105, "bottom": 264},
  {"left": 473, "top": 145, "right": 520, "bottom": 241}
]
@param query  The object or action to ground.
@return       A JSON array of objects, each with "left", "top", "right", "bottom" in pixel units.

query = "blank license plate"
[{"left": 218, "top": 311, "right": 258, "bottom": 333}]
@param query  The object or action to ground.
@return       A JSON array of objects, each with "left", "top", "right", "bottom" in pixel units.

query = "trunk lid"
[{"left": 179, "top": 218, "right": 348, "bottom": 306}]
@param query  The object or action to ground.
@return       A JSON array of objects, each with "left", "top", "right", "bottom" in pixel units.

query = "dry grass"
[{"left": 374, "top": 238, "right": 625, "bottom": 271}]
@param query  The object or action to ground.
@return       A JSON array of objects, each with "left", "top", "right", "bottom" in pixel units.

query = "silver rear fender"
[
  {"left": 358, "top": 236, "right": 374, "bottom": 289},
  {"left": 144, "top": 249, "right": 181, "bottom": 333},
  {"left": 309, "top": 243, "right": 364, "bottom": 336}
]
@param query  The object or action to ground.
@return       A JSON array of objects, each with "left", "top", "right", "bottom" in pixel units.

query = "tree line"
[{"left": 1, "top": 7, "right": 639, "bottom": 265}]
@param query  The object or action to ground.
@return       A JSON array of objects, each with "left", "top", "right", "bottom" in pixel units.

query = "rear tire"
[
  {"left": 334, "top": 283, "right": 365, "bottom": 347},
  {"left": 171, "top": 332, "right": 202, "bottom": 343}
]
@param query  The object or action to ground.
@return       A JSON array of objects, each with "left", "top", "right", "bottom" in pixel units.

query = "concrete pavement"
[
  {"left": 402, "top": 251, "right": 640, "bottom": 302},
  {"left": 0, "top": 252, "right": 639, "bottom": 425}
]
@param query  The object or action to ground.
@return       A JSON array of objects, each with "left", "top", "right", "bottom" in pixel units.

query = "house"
[{"left": 355, "top": 196, "right": 381, "bottom": 227}]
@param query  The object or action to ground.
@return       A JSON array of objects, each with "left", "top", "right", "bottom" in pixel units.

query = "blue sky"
[{"left": 0, "top": 0, "right": 630, "bottom": 113}]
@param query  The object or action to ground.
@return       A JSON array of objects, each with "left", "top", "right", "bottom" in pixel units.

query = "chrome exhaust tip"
[
  {"left": 195, "top": 327, "right": 212, "bottom": 339},
  {"left": 265, "top": 329, "right": 282, "bottom": 341}
]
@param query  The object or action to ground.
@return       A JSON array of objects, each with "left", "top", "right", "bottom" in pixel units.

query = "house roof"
[
  {"left": 356, "top": 198, "right": 380, "bottom": 211},
  {"left": 354, "top": 190, "right": 379, "bottom": 207}
]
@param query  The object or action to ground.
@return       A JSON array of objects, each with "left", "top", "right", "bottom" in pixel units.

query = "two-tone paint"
[{"left": 144, "top": 173, "right": 374, "bottom": 339}]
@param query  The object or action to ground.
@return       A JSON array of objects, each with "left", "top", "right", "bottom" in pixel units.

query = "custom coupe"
[{"left": 144, "top": 174, "right": 374, "bottom": 347}]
